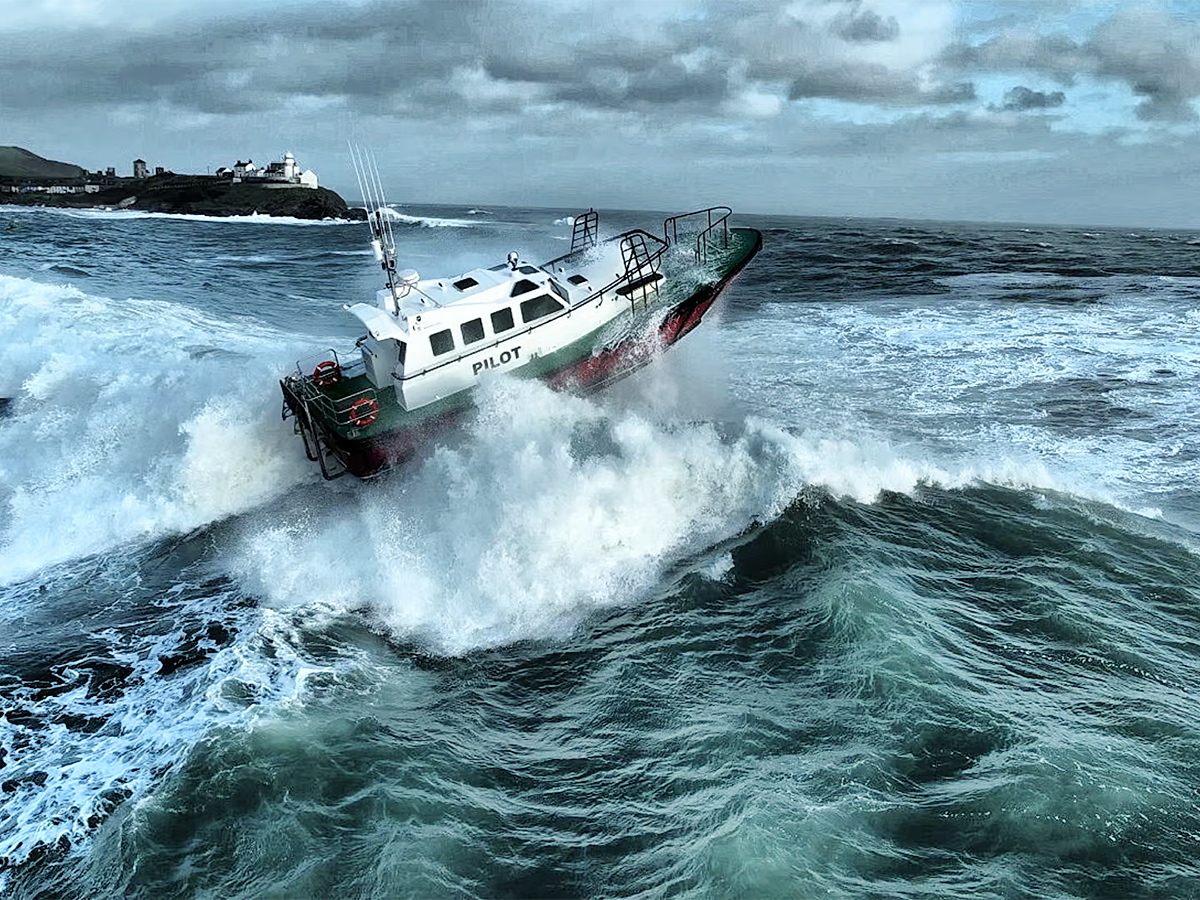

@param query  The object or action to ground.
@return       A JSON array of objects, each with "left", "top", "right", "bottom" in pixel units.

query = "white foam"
[
  {"left": 0, "top": 590, "right": 355, "bottom": 866},
  {"left": 378, "top": 207, "right": 476, "bottom": 228},
  {"left": 221, "top": 376, "right": 812, "bottom": 654},
  {"left": 5, "top": 205, "right": 356, "bottom": 226},
  {"left": 218, "top": 354, "right": 1071, "bottom": 656},
  {"left": 723, "top": 282, "right": 1200, "bottom": 529},
  {"left": 0, "top": 274, "right": 315, "bottom": 585}
]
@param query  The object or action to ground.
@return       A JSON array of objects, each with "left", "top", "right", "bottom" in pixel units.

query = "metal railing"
[
  {"left": 570, "top": 208, "right": 599, "bottom": 253},
  {"left": 287, "top": 349, "right": 384, "bottom": 430},
  {"left": 662, "top": 206, "right": 732, "bottom": 264},
  {"left": 616, "top": 232, "right": 663, "bottom": 304},
  {"left": 544, "top": 222, "right": 668, "bottom": 305}
]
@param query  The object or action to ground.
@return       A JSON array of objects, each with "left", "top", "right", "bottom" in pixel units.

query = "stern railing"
[{"left": 286, "top": 349, "right": 384, "bottom": 431}]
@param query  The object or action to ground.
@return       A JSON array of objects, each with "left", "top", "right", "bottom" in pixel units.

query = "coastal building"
[
  {"left": 2, "top": 150, "right": 320, "bottom": 198},
  {"left": 228, "top": 152, "right": 318, "bottom": 189}
]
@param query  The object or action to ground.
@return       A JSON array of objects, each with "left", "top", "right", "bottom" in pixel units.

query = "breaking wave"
[{"left": 0, "top": 274, "right": 316, "bottom": 585}]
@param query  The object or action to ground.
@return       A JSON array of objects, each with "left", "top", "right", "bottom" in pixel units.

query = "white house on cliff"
[{"left": 224, "top": 152, "right": 318, "bottom": 188}]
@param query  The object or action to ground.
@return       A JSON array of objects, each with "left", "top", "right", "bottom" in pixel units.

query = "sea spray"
[
  {"left": 221, "top": 361, "right": 1110, "bottom": 657},
  {"left": 0, "top": 274, "right": 315, "bottom": 584},
  {"left": 223, "top": 376, "right": 809, "bottom": 654}
]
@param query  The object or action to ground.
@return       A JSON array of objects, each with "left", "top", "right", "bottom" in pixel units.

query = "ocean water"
[{"left": 2, "top": 202, "right": 1200, "bottom": 899}]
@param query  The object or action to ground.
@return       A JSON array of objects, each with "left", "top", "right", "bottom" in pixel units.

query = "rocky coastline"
[{"left": 3, "top": 175, "right": 365, "bottom": 221}]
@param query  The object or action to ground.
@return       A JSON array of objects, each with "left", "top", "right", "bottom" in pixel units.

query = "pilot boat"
[{"left": 280, "top": 180, "right": 761, "bottom": 479}]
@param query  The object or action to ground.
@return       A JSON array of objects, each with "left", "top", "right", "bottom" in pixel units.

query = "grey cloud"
[
  {"left": 859, "top": 107, "right": 1066, "bottom": 158},
  {"left": 480, "top": 31, "right": 730, "bottom": 112},
  {"left": 789, "top": 65, "right": 973, "bottom": 106},
  {"left": 929, "top": 82, "right": 977, "bottom": 104},
  {"left": 788, "top": 62, "right": 911, "bottom": 103},
  {"left": 1086, "top": 7, "right": 1200, "bottom": 121},
  {"left": 0, "top": 0, "right": 707, "bottom": 119},
  {"left": 996, "top": 86, "right": 1066, "bottom": 112},
  {"left": 941, "top": 31, "right": 1084, "bottom": 85},
  {"left": 0, "top": 0, "right": 1120, "bottom": 129},
  {"left": 0, "top": 0, "right": 483, "bottom": 113},
  {"left": 832, "top": 7, "right": 900, "bottom": 43},
  {"left": 583, "top": 61, "right": 728, "bottom": 108},
  {"left": 943, "top": 5, "right": 1200, "bottom": 122}
]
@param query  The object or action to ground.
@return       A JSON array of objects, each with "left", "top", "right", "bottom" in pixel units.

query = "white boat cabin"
[{"left": 345, "top": 242, "right": 639, "bottom": 411}]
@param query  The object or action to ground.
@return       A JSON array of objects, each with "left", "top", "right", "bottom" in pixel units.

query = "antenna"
[{"left": 348, "top": 142, "right": 406, "bottom": 310}]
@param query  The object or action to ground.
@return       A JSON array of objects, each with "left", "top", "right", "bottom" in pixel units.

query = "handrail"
[
  {"left": 570, "top": 208, "right": 599, "bottom": 253},
  {"left": 662, "top": 206, "right": 732, "bottom": 264},
  {"left": 289, "top": 349, "right": 387, "bottom": 431},
  {"left": 293, "top": 347, "right": 345, "bottom": 376},
  {"left": 543, "top": 227, "right": 667, "bottom": 281}
]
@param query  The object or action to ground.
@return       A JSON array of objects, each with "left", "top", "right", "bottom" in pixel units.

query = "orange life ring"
[
  {"left": 312, "top": 359, "right": 342, "bottom": 386},
  {"left": 349, "top": 397, "right": 379, "bottom": 427}
]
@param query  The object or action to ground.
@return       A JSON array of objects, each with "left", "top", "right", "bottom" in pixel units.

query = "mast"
[{"left": 349, "top": 143, "right": 409, "bottom": 312}]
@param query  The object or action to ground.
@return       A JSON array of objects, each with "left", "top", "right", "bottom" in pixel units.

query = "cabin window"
[
  {"left": 548, "top": 279, "right": 569, "bottom": 303},
  {"left": 491, "top": 307, "right": 514, "bottom": 333},
  {"left": 397, "top": 341, "right": 407, "bottom": 367},
  {"left": 453, "top": 276, "right": 479, "bottom": 291},
  {"left": 510, "top": 278, "right": 538, "bottom": 298},
  {"left": 567, "top": 274, "right": 588, "bottom": 286},
  {"left": 430, "top": 329, "right": 454, "bottom": 356},
  {"left": 520, "top": 293, "right": 564, "bottom": 324},
  {"left": 518, "top": 265, "right": 539, "bottom": 275},
  {"left": 461, "top": 318, "right": 485, "bottom": 345}
]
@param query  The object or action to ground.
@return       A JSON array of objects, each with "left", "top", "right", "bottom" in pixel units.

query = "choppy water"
[{"left": 2, "top": 203, "right": 1200, "bottom": 899}]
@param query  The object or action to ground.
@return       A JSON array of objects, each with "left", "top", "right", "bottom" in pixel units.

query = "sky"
[{"left": 1, "top": 0, "right": 1199, "bottom": 227}]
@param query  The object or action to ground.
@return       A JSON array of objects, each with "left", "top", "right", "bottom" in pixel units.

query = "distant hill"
[{"left": 0, "top": 146, "right": 85, "bottom": 181}]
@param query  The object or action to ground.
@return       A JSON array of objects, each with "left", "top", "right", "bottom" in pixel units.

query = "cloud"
[
  {"left": 1086, "top": 5, "right": 1200, "bottom": 121},
  {"left": 942, "top": 3, "right": 1200, "bottom": 122},
  {"left": 0, "top": 0, "right": 969, "bottom": 123},
  {"left": 787, "top": 64, "right": 974, "bottom": 106},
  {"left": 941, "top": 31, "right": 1087, "bottom": 85},
  {"left": 995, "top": 85, "right": 1066, "bottom": 112},
  {"left": 2, "top": 0, "right": 1199, "bottom": 226},
  {"left": 0, "top": 1, "right": 485, "bottom": 113},
  {"left": 831, "top": 6, "right": 901, "bottom": 43},
  {"left": 4, "top": 1, "right": 1196, "bottom": 129}
]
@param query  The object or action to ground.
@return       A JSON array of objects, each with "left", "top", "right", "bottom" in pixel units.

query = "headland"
[{"left": 0, "top": 147, "right": 364, "bottom": 220}]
